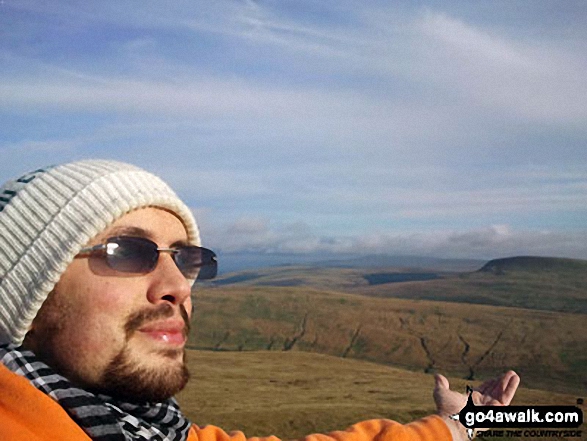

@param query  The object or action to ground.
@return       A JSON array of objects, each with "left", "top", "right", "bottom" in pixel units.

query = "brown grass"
[
  {"left": 177, "top": 350, "right": 585, "bottom": 441},
  {"left": 185, "top": 259, "right": 587, "bottom": 440},
  {"left": 189, "top": 286, "right": 586, "bottom": 394}
]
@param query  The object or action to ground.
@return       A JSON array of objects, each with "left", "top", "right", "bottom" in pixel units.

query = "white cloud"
[{"left": 203, "top": 217, "right": 587, "bottom": 260}]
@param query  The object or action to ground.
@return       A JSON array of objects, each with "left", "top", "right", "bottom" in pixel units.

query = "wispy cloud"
[
  {"left": 1, "top": 1, "right": 586, "bottom": 260},
  {"left": 412, "top": 10, "right": 587, "bottom": 125}
]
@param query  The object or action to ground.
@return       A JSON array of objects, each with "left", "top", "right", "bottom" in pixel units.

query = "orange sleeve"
[
  {"left": 0, "top": 364, "right": 91, "bottom": 441},
  {"left": 1, "top": 363, "right": 451, "bottom": 441},
  {"left": 188, "top": 416, "right": 452, "bottom": 441}
]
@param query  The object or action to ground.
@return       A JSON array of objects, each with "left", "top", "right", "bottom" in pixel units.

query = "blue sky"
[{"left": 1, "top": 0, "right": 586, "bottom": 260}]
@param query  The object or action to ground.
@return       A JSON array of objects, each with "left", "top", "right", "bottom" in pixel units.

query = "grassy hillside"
[
  {"left": 208, "top": 256, "right": 587, "bottom": 314},
  {"left": 210, "top": 266, "right": 371, "bottom": 290},
  {"left": 178, "top": 350, "right": 585, "bottom": 441},
  {"left": 359, "top": 256, "right": 587, "bottom": 314},
  {"left": 189, "top": 285, "right": 586, "bottom": 395}
]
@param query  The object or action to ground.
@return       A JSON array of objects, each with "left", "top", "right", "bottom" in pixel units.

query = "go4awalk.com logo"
[{"left": 452, "top": 388, "right": 584, "bottom": 439}]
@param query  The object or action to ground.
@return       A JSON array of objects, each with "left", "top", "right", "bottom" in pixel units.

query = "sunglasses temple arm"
[{"left": 78, "top": 244, "right": 107, "bottom": 254}]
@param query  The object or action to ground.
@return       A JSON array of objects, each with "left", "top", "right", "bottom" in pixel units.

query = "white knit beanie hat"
[{"left": 0, "top": 159, "right": 200, "bottom": 346}]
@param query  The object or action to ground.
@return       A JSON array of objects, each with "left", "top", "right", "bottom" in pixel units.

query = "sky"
[{"left": 1, "top": 0, "right": 586, "bottom": 261}]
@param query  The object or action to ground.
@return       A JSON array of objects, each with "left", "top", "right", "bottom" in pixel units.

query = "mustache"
[{"left": 124, "top": 303, "right": 191, "bottom": 339}]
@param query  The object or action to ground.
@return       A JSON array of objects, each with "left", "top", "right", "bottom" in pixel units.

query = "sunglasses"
[{"left": 78, "top": 236, "right": 217, "bottom": 281}]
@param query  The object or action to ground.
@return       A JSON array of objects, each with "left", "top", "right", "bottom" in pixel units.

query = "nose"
[{"left": 146, "top": 252, "right": 192, "bottom": 309}]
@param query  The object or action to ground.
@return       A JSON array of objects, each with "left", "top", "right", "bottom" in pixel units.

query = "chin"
[{"left": 96, "top": 345, "right": 190, "bottom": 403}]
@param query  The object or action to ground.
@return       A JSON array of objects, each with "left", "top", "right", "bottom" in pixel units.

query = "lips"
[{"left": 138, "top": 319, "right": 187, "bottom": 345}]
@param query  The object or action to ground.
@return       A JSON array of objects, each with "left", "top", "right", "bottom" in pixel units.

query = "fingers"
[
  {"left": 475, "top": 370, "right": 520, "bottom": 405},
  {"left": 501, "top": 370, "right": 520, "bottom": 405},
  {"left": 433, "top": 374, "right": 450, "bottom": 407},
  {"left": 435, "top": 371, "right": 520, "bottom": 408},
  {"left": 434, "top": 373, "right": 450, "bottom": 391},
  {"left": 476, "top": 377, "right": 497, "bottom": 394}
]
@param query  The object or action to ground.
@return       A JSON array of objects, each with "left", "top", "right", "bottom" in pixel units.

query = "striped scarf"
[{"left": 0, "top": 345, "right": 191, "bottom": 441}]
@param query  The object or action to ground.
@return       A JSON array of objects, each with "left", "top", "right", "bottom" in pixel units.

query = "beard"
[
  {"left": 93, "top": 303, "right": 191, "bottom": 403},
  {"left": 96, "top": 344, "right": 190, "bottom": 403}
]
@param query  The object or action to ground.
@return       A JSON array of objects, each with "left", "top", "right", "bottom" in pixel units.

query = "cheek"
[
  {"left": 83, "top": 282, "right": 135, "bottom": 332},
  {"left": 56, "top": 280, "right": 134, "bottom": 352},
  {"left": 91, "top": 280, "right": 132, "bottom": 310}
]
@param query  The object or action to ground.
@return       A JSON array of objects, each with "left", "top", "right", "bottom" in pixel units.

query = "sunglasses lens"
[
  {"left": 98, "top": 236, "right": 217, "bottom": 280},
  {"left": 106, "top": 237, "right": 158, "bottom": 273},
  {"left": 175, "top": 247, "right": 218, "bottom": 280}
]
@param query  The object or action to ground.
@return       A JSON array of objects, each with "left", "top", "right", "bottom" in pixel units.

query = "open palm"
[{"left": 433, "top": 370, "right": 520, "bottom": 440}]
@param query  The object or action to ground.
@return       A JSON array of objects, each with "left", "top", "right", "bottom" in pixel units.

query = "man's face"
[{"left": 24, "top": 207, "right": 194, "bottom": 402}]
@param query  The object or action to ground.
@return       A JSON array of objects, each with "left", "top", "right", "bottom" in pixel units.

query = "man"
[{"left": 0, "top": 159, "right": 519, "bottom": 441}]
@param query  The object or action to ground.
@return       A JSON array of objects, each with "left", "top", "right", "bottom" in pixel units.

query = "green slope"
[
  {"left": 209, "top": 256, "right": 587, "bottom": 314},
  {"left": 190, "top": 286, "right": 587, "bottom": 395},
  {"left": 359, "top": 256, "right": 587, "bottom": 314},
  {"left": 190, "top": 256, "right": 587, "bottom": 398}
]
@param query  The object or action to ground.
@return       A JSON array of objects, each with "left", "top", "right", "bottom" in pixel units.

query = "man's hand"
[{"left": 433, "top": 371, "right": 520, "bottom": 441}]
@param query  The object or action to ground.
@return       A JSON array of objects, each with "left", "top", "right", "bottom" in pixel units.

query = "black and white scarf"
[{"left": 0, "top": 345, "right": 191, "bottom": 441}]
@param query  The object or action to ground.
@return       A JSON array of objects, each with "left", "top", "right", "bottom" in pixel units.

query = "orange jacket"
[{"left": 0, "top": 363, "right": 451, "bottom": 441}]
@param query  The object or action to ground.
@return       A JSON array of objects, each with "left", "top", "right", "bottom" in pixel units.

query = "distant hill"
[
  {"left": 209, "top": 266, "right": 372, "bottom": 291},
  {"left": 207, "top": 256, "right": 587, "bottom": 314},
  {"left": 215, "top": 251, "right": 484, "bottom": 274},
  {"left": 480, "top": 256, "right": 587, "bottom": 274},
  {"left": 359, "top": 256, "right": 587, "bottom": 314},
  {"left": 314, "top": 254, "right": 485, "bottom": 272}
]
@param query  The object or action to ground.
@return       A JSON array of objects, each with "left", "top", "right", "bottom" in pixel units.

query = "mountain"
[
  {"left": 480, "top": 255, "right": 587, "bottom": 274},
  {"left": 359, "top": 256, "right": 587, "bottom": 314}
]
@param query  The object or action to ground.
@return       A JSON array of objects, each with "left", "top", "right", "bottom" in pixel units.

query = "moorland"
[{"left": 180, "top": 256, "right": 587, "bottom": 440}]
